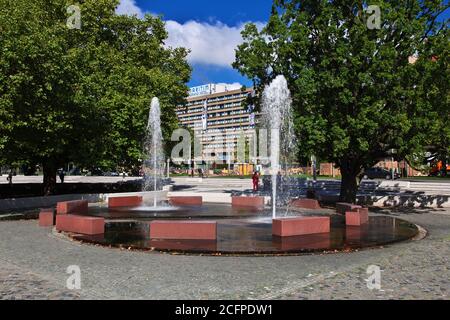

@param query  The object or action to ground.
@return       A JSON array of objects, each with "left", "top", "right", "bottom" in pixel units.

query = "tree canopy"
[
  {"left": 0, "top": 0, "right": 191, "bottom": 194},
  {"left": 233, "top": 0, "right": 449, "bottom": 202}
]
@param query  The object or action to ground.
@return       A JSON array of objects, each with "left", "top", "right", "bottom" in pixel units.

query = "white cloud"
[
  {"left": 165, "top": 20, "right": 264, "bottom": 68},
  {"left": 116, "top": 1, "right": 264, "bottom": 69},
  {"left": 216, "top": 82, "right": 243, "bottom": 91},
  {"left": 116, "top": 0, "right": 144, "bottom": 18}
]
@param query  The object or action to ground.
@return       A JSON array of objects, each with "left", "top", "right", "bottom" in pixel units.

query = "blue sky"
[
  {"left": 117, "top": 0, "right": 450, "bottom": 88},
  {"left": 134, "top": 0, "right": 272, "bottom": 25},
  {"left": 117, "top": 0, "right": 273, "bottom": 87}
]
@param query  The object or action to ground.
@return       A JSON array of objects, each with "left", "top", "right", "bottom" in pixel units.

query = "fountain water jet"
[
  {"left": 261, "top": 75, "right": 295, "bottom": 218},
  {"left": 143, "top": 97, "right": 164, "bottom": 207}
]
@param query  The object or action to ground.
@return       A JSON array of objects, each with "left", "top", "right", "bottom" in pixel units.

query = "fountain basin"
[{"left": 64, "top": 203, "right": 420, "bottom": 255}]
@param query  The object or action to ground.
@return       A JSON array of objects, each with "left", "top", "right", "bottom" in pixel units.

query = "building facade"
[{"left": 176, "top": 84, "right": 257, "bottom": 169}]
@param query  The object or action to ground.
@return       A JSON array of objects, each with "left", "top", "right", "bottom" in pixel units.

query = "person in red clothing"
[{"left": 252, "top": 171, "right": 260, "bottom": 192}]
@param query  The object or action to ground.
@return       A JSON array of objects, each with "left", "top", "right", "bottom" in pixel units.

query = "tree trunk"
[
  {"left": 43, "top": 161, "right": 57, "bottom": 196},
  {"left": 339, "top": 161, "right": 363, "bottom": 203}
]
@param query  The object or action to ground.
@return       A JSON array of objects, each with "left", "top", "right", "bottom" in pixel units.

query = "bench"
[
  {"left": 231, "top": 196, "right": 265, "bottom": 208},
  {"left": 290, "top": 199, "right": 321, "bottom": 210},
  {"left": 39, "top": 208, "right": 56, "bottom": 227},
  {"left": 346, "top": 208, "right": 369, "bottom": 226},
  {"left": 150, "top": 220, "right": 217, "bottom": 240},
  {"left": 56, "top": 200, "right": 88, "bottom": 214},
  {"left": 108, "top": 196, "right": 143, "bottom": 208},
  {"left": 169, "top": 196, "right": 203, "bottom": 206},
  {"left": 56, "top": 215, "right": 104, "bottom": 235},
  {"left": 272, "top": 217, "right": 330, "bottom": 237},
  {"left": 336, "top": 202, "right": 362, "bottom": 215}
]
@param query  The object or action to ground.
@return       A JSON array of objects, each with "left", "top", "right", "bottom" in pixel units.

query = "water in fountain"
[
  {"left": 143, "top": 97, "right": 165, "bottom": 207},
  {"left": 261, "top": 75, "right": 295, "bottom": 218}
]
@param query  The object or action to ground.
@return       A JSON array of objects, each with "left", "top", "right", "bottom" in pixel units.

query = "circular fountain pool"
[{"left": 67, "top": 203, "right": 420, "bottom": 255}]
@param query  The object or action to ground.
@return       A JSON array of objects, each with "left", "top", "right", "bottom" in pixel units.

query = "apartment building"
[{"left": 176, "top": 84, "right": 257, "bottom": 165}]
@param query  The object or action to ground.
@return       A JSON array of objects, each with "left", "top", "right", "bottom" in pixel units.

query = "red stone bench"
[
  {"left": 290, "top": 199, "right": 321, "bottom": 210},
  {"left": 232, "top": 196, "right": 265, "bottom": 208},
  {"left": 169, "top": 196, "right": 203, "bottom": 206},
  {"left": 272, "top": 217, "right": 330, "bottom": 237},
  {"left": 108, "top": 196, "right": 143, "bottom": 208},
  {"left": 346, "top": 208, "right": 369, "bottom": 226},
  {"left": 336, "top": 202, "right": 362, "bottom": 215},
  {"left": 39, "top": 208, "right": 56, "bottom": 227},
  {"left": 56, "top": 215, "right": 104, "bottom": 235},
  {"left": 150, "top": 220, "right": 217, "bottom": 240},
  {"left": 56, "top": 200, "right": 88, "bottom": 215}
]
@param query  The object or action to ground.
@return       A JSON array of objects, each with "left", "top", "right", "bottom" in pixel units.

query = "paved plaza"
[{"left": 0, "top": 207, "right": 449, "bottom": 300}]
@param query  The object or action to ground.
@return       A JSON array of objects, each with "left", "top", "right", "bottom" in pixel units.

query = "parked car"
[{"left": 363, "top": 167, "right": 400, "bottom": 180}]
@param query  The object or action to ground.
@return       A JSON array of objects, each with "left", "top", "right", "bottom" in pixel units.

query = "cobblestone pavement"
[{"left": 0, "top": 209, "right": 449, "bottom": 300}]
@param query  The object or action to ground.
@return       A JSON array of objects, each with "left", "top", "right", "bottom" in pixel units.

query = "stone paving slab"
[{"left": 0, "top": 210, "right": 449, "bottom": 300}]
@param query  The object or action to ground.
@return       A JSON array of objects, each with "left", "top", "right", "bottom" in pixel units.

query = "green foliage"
[
  {"left": 233, "top": 0, "right": 449, "bottom": 201},
  {"left": 0, "top": 0, "right": 191, "bottom": 186}
]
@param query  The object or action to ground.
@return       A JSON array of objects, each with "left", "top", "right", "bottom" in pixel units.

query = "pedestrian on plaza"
[
  {"left": 6, "top": 169, "right": 13, "bottom": 185},
  {"left": 252, "top": 171, "right": 260, "bottom": 192},
  {"left": 58, "top": 169, "right": 65, "bottom": 183}
]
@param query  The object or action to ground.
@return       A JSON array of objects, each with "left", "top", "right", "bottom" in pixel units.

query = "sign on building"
[{"left": 190, "top": 84, "right": 213, "bottom": 97}]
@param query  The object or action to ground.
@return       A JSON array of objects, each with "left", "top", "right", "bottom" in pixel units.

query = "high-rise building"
[{"left": 176, "top": 84, "right": 257, "bottom": 165}]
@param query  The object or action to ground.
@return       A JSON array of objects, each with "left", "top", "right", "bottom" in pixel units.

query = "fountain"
[
  {"left": 53, "top": 90, "right": 422, "bottom": 255},
  {"left": 261, "top": 75, "right": 295, "bottom": 218},
  {"left": 143, "top": 97, "right": 164, "bottom": 207}
]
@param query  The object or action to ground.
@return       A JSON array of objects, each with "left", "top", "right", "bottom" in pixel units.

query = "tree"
[
  {"left": 0, "top": 0, "right": 191, "bottom": 194},
  {"left": 414, "top": 29, "right": 449, "bottom": 176},
  {"left": 233, "top": 0, "right": 449, "bottom": 202}
]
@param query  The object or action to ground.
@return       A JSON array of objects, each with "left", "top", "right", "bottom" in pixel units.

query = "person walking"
[
  {"left": 58, "top": 169, "right": 65, "bottom": 184},
  {"left": 252, "top": 171, "right": 260, "bottom": 192},
  {"left": 6, "top": 169, "right": 13, "bottom": 185}
]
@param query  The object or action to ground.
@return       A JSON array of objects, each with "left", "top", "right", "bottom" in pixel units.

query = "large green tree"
[
  {"left": 0, "top": 0, "right": 190, "bottom": 194},
  {"left": 234, "top": 0, "right": 449, "bottom": 202},
  {"left": 415, "top": 29, "right": 449, "bottom": 176}
]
